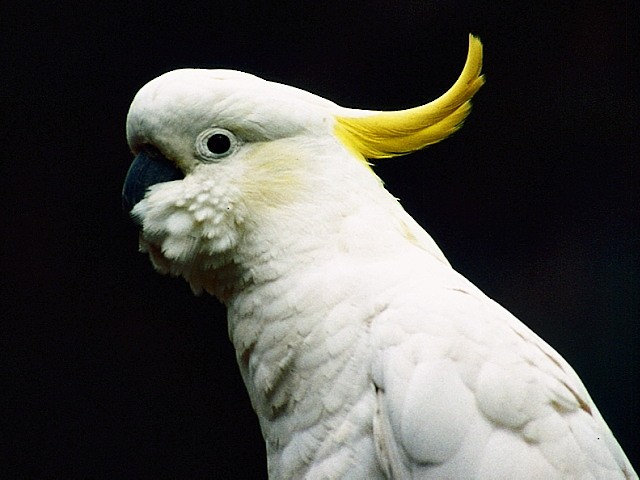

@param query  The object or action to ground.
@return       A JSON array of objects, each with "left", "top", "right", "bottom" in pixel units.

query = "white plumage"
[{"left": 122, "top": 36, "right": 636, "bottom": 478}]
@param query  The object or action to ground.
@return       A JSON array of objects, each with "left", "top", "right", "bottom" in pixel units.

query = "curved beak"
[{"left": 122, "top": 148, "right": 184, "bottom": 216}]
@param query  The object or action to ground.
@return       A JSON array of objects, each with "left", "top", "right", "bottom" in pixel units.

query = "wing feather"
[{"left": 371, "top": 277, "right": 634, "bottom": 478}]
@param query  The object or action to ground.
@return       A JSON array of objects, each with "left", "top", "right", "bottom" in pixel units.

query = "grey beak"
[{"left": 122, "top": 148, "right": 184, "bottom": 215}]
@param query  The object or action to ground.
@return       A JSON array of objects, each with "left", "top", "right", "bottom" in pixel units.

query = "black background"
[{"left": 2, "top": 1, "right": 637, "bottom": 477}]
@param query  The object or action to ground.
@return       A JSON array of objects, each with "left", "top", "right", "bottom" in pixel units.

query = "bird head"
[{"left": 122, "top": 35, "right": 484, "bottom": 297}]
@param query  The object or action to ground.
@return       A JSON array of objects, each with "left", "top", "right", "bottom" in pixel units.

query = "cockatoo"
[{"left": 122, "top": 35, "right": 636, "bottom": 479}]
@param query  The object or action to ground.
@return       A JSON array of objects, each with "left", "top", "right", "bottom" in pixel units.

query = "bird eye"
[
  {"left": 207, "top": 133, "right": 231, "bottom": 154},
  {"left": 196, "top": 128, "right": 238, "bottom": 162}
]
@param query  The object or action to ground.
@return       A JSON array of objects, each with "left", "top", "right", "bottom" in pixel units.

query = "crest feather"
[{"left": 335, "top": 34, "right": 485, "bottom": 160}]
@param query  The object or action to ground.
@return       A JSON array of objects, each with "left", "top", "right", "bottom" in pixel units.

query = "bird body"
[{"left": 123, "top": 36, "right": 636, "bottom": 479}]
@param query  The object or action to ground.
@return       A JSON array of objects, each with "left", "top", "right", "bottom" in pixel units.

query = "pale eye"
[{"left": 196, "top": 128, "right": 238, "bottom": 162}]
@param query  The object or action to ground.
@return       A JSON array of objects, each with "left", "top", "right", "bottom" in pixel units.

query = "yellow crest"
[{"left": 335, "top": 34, "right": 485, "bottom": 160}]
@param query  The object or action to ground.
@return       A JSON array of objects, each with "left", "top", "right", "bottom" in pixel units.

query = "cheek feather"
[
  {"left": 239, "top": 143, "right": 306, "bottom": 210},
  {"left": 133, "top": 175, "right": 247, "bottom": 270}
]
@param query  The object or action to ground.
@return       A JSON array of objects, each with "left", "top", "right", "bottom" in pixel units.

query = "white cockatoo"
[{"left": 122, "top": 35, "right": 636, "bottom": 479}]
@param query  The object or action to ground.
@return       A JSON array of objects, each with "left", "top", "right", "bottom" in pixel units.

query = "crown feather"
[{"left": 335, "top": 34, "right": 485, "bottom": 160}]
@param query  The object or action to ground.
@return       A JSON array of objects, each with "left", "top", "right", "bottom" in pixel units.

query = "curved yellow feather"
[{"left": 335, "top": 34, "right": 485, "bottom": 160}]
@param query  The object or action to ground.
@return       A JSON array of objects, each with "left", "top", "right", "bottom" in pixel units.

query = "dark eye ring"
[{"left": 196, "top": 128, "right": 238, "bottom": 162}]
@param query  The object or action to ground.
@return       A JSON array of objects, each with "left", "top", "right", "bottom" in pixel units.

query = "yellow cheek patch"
[
  {"left": 240, "top": 141, "right": 305, "bottom": 209},
  {"left": 334, "top": 34, "right": 485, "bottom": 161}
]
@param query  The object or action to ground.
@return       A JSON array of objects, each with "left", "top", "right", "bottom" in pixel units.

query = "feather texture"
[
  {"left": 334, "top": 35, "right": 485, "bottom": 159},
  {"left": 123, "top": 35, "right": 637, "bottom": 479}
]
